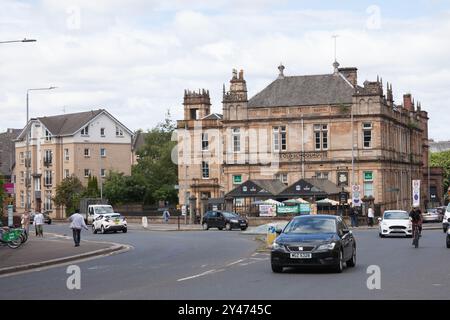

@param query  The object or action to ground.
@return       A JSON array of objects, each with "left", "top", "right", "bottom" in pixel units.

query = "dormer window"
[
  {"left": 81, "top": 125, "right": 89, "bottom": 136},
  {"left": 45, "top": 129, "right": 52, "bottom": 141}
]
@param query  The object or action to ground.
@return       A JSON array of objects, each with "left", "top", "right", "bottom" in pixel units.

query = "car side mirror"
[
  {"left": 275, "top": 227, "right": 283, "bottom": 235},
  {"left": 447, "top": 218, "right": 450, "bottom": 223}
]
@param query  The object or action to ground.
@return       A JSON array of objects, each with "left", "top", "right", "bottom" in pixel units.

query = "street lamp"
[
  {"left": 0, "top": 38, "right": 37, "bottom": 44},
  {"left": 25, "top": 87, "right": 57, "bottom": 212}
]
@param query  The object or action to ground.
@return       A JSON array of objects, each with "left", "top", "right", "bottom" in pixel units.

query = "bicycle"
[
  {"left": 412, "top": 223, "right": 420, "bottom": 248},
  {"left": 0, "top": 227, "right": 24, "bottom": 249}
]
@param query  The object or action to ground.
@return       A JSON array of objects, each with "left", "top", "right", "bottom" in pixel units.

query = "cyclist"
[{"left": 409, "top": 206, "right": 423, "bottom": 237}]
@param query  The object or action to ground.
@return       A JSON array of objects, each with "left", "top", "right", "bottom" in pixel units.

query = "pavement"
[{"left": 0, "top": 232, "right": 129, "bottom": 276}]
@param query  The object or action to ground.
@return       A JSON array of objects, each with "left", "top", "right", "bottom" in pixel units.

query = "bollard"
[
  {"left": 142, "top": 216, "right": 148, "bottom": 229},
  {"left": 266, "top": 223, "right": 277, "bottom": 248}
]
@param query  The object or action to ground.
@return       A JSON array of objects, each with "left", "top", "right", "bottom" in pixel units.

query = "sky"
[{"left": 1, "top": 0, "right": 449, "bottom": 140}]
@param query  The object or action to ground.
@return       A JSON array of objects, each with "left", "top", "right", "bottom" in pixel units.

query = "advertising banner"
[
  {"left": 299, "top": 203, "right": 311, "bottom": 214},
  {"left": 259, "top": 204, "right": 276, "bottom": 217},
  {"left": 412, "top": 180, "right": 420, "bottom": 207},
  {"left": 352, "top": 185, "right": 361, "bottom": 207},
  {"left": 277, "top": 205, "right": 299, "bottom": 215}
]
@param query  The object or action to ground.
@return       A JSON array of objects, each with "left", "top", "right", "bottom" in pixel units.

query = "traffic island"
[{"left": 0, "top": 233, "right": 130, "bottom": 276}]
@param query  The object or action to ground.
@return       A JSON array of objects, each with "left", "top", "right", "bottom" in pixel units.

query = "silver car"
[{"left": 422, "top": 208, "right": 442, "bottom": 223}]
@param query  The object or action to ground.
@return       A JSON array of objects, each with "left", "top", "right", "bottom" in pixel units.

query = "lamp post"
[
  {"left": 0, "top": 38, "right": 36, "bottom": 44},
  {"left": 25, "top": 87, "right": 57, "bottom": 213}
]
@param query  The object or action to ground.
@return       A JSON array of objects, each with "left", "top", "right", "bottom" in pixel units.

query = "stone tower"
[
  {"left": 222, "top": 69, "right": 248, "bottom": 120},
  {"left": 183, "top": 89, "right": 211, "bottom": 120}
]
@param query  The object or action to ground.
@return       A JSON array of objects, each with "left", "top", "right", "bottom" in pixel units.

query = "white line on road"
[
  {"left": 250, "top": 257, "right": 269, "bottom": 261},
  {"left": 177, "top": 269, "right": 217, "bottom": 282},
  {"left": 226, "top": 259, "right": 245, "bottom": 267}
]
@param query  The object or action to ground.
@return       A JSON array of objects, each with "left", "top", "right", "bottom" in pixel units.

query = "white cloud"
[{"left": 0, "top": 1, "right": 449, "bottom": 141}]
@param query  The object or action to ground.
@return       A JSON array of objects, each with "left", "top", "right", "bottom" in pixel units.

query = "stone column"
[
  {"left": 189, "top": 196, "right": 197, "bottom": 224},
  {"left": 200, "top": 194, "right": 208, "bottom": 223}
]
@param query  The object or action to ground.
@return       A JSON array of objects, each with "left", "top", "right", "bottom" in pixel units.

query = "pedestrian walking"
[
  {"left": 21, "top": 210, "right": 31, "bottom": 235},
  {"left": 349, "top": 206, "right": 358, "bottom": 227},
  {"left": 33, "top": 211, "right": 45, "bottom": 237},
  {"left": 68, "top": 209, "right": 88, "bottom": 247},
  {"left": 368, "top": 206, "right": 375, "bottom": 227},
  {"left": 163, "top": 209, "right": 170, "bottom": 224}
]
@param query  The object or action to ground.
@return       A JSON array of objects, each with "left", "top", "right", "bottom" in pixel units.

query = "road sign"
[
  {"left": 339, "top": 192, "right": 348, "bottom": 205},
  {"left": 412, "top": 180, "right": 420, "bottom": 207},
  {"left": 181, "top": 205, "right": 187, "bottom": 216}
]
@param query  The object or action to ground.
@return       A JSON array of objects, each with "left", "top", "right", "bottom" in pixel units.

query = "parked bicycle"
[{"left": 0, "top": 227, "right": 26, "bottom": 249}]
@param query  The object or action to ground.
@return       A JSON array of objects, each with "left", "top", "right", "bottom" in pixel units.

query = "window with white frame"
[
  {"left": 314, "top": 124, "right": 328, "bottom": 150},
  {"left": 20, "top": 152, "right": 24, "bottom": 164},
  {"left": 100, "top": 128, "right": 105, "bottom": 137},
  {"left": 64, "top": 148, "right": 69, "bottom": 161},
  {"left": 363, "top": 171, "right": 374, "bottom": 197},
  {"left": 232, "top": 128, "right": 240, "bottom": 152},
  {"left": 84, "top": 169, "right": 91, "bottom": 177},
  {"left": 84, "top": 148, "right": 90, "bottom": 157},
  {"left": 44, "top": 191, "right": 52, "bottom": 211},
  {"left": 64, "top": 169, "right": 70, "bottom": 178},
  {"left": 315, "top": 172, "right": 329, "bottom": 180},
  {"left": 363, "top": 123, "right": 372, "bottom": 148},
  {"left": 100, "top": 148, "right": 106, "bottom": 157},
  {"left": 20, "top": 171, "right": 24, "bottom": 184},
  {"left": 201, "top": 132, "right": 209, "bottom": 151},
  {"left": 44, "top": 150, "right": 52, "bottom": 164},
  {"left": 44, "top": 170, "right": 52, "bottom": 186},
  {"left": 81, "top": 125, "right": 89, "bottom": 136},
  {"left": 202, "top": 161, "right": 209, "bottom": 178},
  {"left": 275, "top": 173, "right": 288, "bottom": 185},
  {"left": 20, "top": 191, "right": 24, "bottom": 208},
  {"left": 273, "top": 126, "right": 287, "bottom": 152},
  {"left": 45, "top": 129, "right": 52, "bottom": 141},
  {"left": 116, "top": 126, "right": 124, "bottom": 137},
  {"left": 35, "top": 177, "right": 40, "bottom": 191},
  {"left": 101, "top": 169, "right": 106, "bottom": 177}
]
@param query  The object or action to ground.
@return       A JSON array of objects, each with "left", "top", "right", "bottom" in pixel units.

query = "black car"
[
  {"left": 202, "top": 211, "right": 248, "bottom": 231},
  {"left": 29, "top": 212, "right": 52, "bottom": 224},
  {"left": 271, "top": 215, "right": 356, "bottom": 273}
]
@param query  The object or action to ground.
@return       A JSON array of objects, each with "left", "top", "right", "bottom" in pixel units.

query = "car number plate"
[
  {"left": 290, "top": 252, "right": 312, "bottom": 259},
  {"left": 115, "top": 220, "right": 119, "bottom": 224}
]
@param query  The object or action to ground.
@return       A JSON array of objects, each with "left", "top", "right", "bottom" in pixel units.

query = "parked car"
[
  {"left": 29, "top": 212, "right": 52, "bottom": 225},
  {"left": 201, "top": 211, "right": 248, "bottom": 231},
  {"left": 422, "top": 208, "right": 442, "bottom": 223},
  {"left": 270, "top": 215, "right": 356, "bottom": 273},
  {"left": 443, "top": 204, "right": 450, "bottom": 233},
  {"left": 446, "top": 218, "right": 450, "bottom": 248},
  {"left": 378, "top": 210, "right": 412, "bottom": 237},
  {"left": 92, "top": 213, "right": 127, "bottom": 234}
]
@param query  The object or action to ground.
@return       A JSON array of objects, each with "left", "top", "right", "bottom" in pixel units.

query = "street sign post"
[
  {"left": 412, "top": 180, "right": 420, "bottom": 207},
  {"left": 352, "top": 185, "right": 361, "bottom": 207}
]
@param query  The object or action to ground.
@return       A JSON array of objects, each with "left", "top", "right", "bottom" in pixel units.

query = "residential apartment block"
[
  {"left": 15, "top": 109, "right": 133, "bottom": 218},
  {"left": 177, "top": 62, "right": 437, "bottom": 213}
]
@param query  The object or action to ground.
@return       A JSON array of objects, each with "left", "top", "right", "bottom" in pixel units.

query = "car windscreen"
[
  {"left": 222, "top": 212, "right": 238, "bottom": 218},
  {"left": 95, "top": 206, "right": 114, "bottom": 214},
  {"left": 383, "top": 211, "right": 408, "bottom": 219},
  {"left": 284, "top": 217, "right": 336, "bottom": 234}
]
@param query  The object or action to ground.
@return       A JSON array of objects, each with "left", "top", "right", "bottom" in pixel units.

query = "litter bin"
[{"left": 266, "top": 223, "right": 277, "bottom": 247}]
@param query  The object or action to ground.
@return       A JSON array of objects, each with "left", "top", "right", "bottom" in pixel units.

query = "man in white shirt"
[
  {"left": 368, "top": 206, "right": 375, "bottom": 227},
  {"left": 68, "top": 209, "right": 88, "bottom": 247},
  {"left": 33, "top": 212, "right": 45, "bottom": 237}
]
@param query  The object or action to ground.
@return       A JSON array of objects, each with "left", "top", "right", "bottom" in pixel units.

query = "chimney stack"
[{"left": 403, "top": 93, "right": 414, "bottom": 112}]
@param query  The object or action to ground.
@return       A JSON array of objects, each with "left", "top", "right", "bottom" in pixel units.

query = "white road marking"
[
  {"left": 177, "top": 269, "right": 217, "bottom": 282},
  {"left": 226, "top": 259, "right": 245, "bottom": 267},
  {"left": 250, "top": 257, "right": 268, "bottom": 261}
]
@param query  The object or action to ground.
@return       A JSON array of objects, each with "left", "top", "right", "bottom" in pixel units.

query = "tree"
[
  {"left": 430, "top": 150, "right": 450, "bottom": 199},
  {"left": 85, "top": 175, "right": 100, "bottom": 198},
  {"left": 53, "top": 175, "right": 85, "bottom": 216}
]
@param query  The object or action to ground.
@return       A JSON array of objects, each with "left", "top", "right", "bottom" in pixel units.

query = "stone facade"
[{"left": 177, "top": 63, "right": 433, "bottom": 212}]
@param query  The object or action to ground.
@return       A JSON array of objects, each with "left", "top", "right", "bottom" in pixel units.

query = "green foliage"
[
  {"left": 430, "top": 150, "right": 450, "bottom": 197},
  {"left": 0, "top": 177, "right": 5, "bottom": 215},
  {"left": 85, "top": 175, "right": 100, "bottom": 198},
  {"left": 53, "top": 175, "right": 85, "bottom": 216},
  {"left": 104, "top": 110, "right": 178, "bottom": 205}
]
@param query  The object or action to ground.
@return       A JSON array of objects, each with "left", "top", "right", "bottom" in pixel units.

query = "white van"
[{"left": 87, "top": 204, "right": 115, "bottom": 224}]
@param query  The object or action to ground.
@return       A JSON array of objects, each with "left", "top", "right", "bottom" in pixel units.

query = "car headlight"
[
  {"left": 317, "top": 243, "right": 336, "bottom": 251},
  {"left": 272, "top": 242, "right": 284, "bottom": 250},
  {"left": 230, "top": 219, "right": 238, "bottom": 223}
]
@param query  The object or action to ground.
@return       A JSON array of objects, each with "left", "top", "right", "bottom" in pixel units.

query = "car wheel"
[
  {"left": 114, "top": 230, "right": 117, "bottom": 233},
  {"left": 333, "top": 250, "right": 344, "bottom": 273},
  {"left": 92, "top": 225, "right": 97, "bottom": 234},
  {"left": 101, "top": 225, "right": 106, "bottom": 234},
  {"left": 218, "top": 227, "right": 223, "bottom": 230},
  {"left": 271, "top": 264, "right": 283, "bottom": 273},
  {"left": 123, "top": 228, "right": 127, "bottom": 233},
  {"left": 202, "top": 223, "right": 209, "bottom": 230},
  {"left": 48, "top": 220, "right": 52, "bottom": 225},
  {"left": 444, "top": 227, "right": 448, "bottom": 233},
  {"left": 240, "top": 227, "right": 247, "bottom": 231},
  {"left": 225, "top": 223, "right": 232, "bottom": 231},
  {"left": 347, "top": 246, "right": 356, "bottom": 267},
  {"left": 379, "top": 233, "right": 385, "bottom": 238}
]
